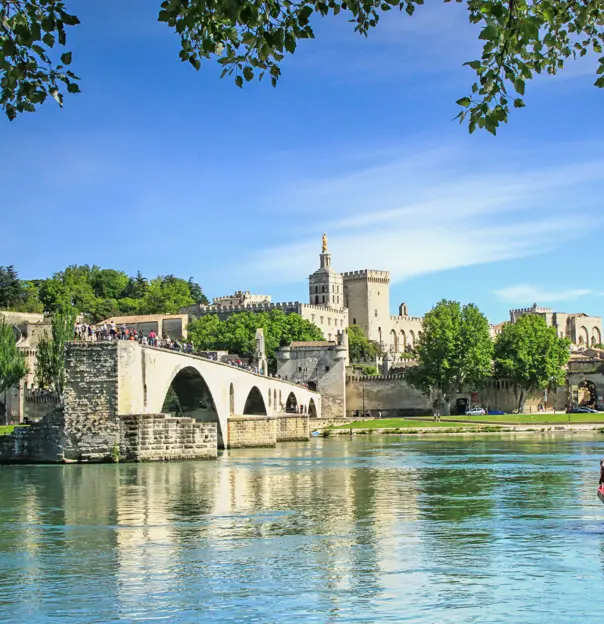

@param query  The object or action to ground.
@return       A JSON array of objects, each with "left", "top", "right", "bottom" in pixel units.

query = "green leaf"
[
  {"left": 514, "top": 79, "right": 525, "bottom": 95},
  {"left": 243, "top": 66, "right": 254, "bottom": 81},
  {"left": 189, "top": 56, "right": 201, "bottom": 70},
  {"left": 595, "top": 76, "right": 604, "bottom": 88},
  {"left": 456, "top": 97, "right": 471, "bottom": 107},
  {"left": 298, "top": 5, "right": 313, "bottom": 25},
  {"left": 513, "top": 98, "right": 525, "bottom": 108},
  {"left": 235, "top": 75, "right": 243, "bottom": 88},
  {"left": 61, "top": 52, "right": 72, "bottom": 65},
  {"left": 479, "top": 25, "right": 498, "bottom": 41},
  {"left": 67, "top": 82, "right": 80, "bottom": 93}
]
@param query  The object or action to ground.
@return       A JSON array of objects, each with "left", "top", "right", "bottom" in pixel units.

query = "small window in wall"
[
  {"left": 337, "top": 296, "right": 339, "bottom": 304},
  {"left": 320, "top": 317, "right": 324, "bottom": 324},
  {"left": 328, "top": 318, "right": 331, "bottom": 326},
  {"left": 314, "top": 295, "right": 319, "bottom": 304},
  {"left": 311, "top": 314, "right": 315, "bottom": 322},
  {"left": 374, "top": 310, "right": 378, "bottom": 317},
  {"left": 298, "top": 366, "right": 302, "bottom": 372},
  {"left": 353, "top": 318, "right": 356, "bottom": 324},
  {"left": 325, "top": 366, "right": 330, "bottom": 372},
  {"left": 322, "top": 285, "right": 326, "bottom": 293}
]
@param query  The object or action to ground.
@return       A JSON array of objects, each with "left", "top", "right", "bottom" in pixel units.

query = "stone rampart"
[
  {"left": 0, "top": 408, "right": 66, "bottom": 463},
  {"left": 227, "top": 415, "right": 276, "bottom": 448},
  {"left": 276, "top": 415, "right": 310, "bottom": 441},
  {"left": 120, "top": 414, "right": 217, "bottom": 461}
]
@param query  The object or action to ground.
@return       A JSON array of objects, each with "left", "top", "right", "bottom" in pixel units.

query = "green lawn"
[
  {"left": 442, "top": 413, "right": 604, "bottom": 424},
  {"left": 0, "top": 425, "right": 29, "bottom": 436},
  {"left": 329, "top": 418, "right": 483, "bottom": 430}
]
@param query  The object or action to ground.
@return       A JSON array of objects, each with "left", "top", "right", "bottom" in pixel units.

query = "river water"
[{"left": 1, "top": 434, "right": 604, "bottom": 623}]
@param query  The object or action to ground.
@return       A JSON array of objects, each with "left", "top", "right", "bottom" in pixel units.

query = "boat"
[{"left": 598, "top": 486, "right": 604, "bottom": 504}]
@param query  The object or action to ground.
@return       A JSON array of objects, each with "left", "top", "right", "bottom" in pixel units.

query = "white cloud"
[
  {"left": 494, "top": 285, "right": 593, "bottom": 303},
  {"left": 228, "top": 141, "right": 604, "bottom": 289}
]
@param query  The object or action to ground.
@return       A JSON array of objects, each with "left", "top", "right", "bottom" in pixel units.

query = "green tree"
[
  {"left": 2, "top": 1, "right": 604, "bottom": 133},
  {"left": 140, "top": 276, "right": 195, "bottom": 315},
  {"left": 0, "top": 320, "right": 28, "bottom": 422},
  {"left": 407, "top": 300, "right": 493, "bottom": 415},
  {"left": 35, "top": 307, "right": 76, "bottom": 397},
  {"left": 187, "top": 310, "right": 324, "bottom": 368},
  {"left": 347, "top": 325, "right": 381, "bottom": 362},
  {"left": 187, "top": 278, "right": 209, "bottom": 305},
  {"left": 0, "top": 265, "right": 24, "bottom": 309},
  {"left": 11, "top": 280, "right": 44, "bottom": 313},
  {"left": 494, "top": 314, "right": 570, "bottom": 413},
  {"left": 123, "top": 271, "right": 149, "bottom": 300},
  {"left": 90, "top": 268, "right": 129, "bottom": 300}
]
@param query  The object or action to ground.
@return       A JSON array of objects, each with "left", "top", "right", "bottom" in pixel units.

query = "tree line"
[
  {"left": 0, "top": 264, "right": 209, "bottom": 321},
  {"left": 408, "top": 299, "right": 571, "bottom": 414}
]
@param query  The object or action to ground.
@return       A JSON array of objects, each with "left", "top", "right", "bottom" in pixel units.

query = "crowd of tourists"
[{"left": 73, "top": 322, "right": 194, "bottom": 353}]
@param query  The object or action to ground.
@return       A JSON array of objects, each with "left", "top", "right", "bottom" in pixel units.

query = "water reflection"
[{"left": 1, "top": 435, "right": 604, "bottom": 623}]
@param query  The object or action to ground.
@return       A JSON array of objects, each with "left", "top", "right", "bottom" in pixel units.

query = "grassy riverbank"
[
  {"left": 0, "top": 425, "right": 29, "bottom": 436},
  {"left": 329, "top": 418, "right": 482, "bottom": 430},
  {"left": 442, "top": 414, "right": 604, "bottom": 424}
]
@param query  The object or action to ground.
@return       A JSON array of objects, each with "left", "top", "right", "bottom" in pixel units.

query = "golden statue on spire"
[{"left": 322, "top": 232, "right": 328, "bottom": 253}]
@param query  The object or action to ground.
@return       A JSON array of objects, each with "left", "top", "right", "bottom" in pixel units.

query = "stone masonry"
[
  {"left": 227, "top": 416, "right": 276, "bottom": 448},
  {"left": 276, "top": 415, "right": 310, "bottom": 442},
  {"left": 120, "top": 414, "right": 217, "bottom": 461}
]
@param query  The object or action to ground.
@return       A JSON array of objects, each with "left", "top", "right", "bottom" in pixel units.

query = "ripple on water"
[{"left": 2, "top": 436, "right": 604, "bottom": 623}]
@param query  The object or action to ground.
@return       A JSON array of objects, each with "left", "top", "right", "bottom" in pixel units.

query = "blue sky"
[{"left": 1, "top": 0, "right": 603, "bottom": 324}]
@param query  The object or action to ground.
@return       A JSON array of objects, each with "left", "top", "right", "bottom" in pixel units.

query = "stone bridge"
[{"left": 64, "top": 341, "right": 321, "bottom": 453}]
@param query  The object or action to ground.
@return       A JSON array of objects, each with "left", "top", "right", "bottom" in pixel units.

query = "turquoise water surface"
[{"left": 1, "top": 434, "right": 604, "bottom": 623}]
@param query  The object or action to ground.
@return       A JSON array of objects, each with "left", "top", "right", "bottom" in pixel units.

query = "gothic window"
[
  {"left": 322, "top": 285, "right": 326, "bottom": 293},
  {"left": 322, "top": 295, "right": 325, "bottom": 304},
  {"left": 314, "top": 296, "right": 319, "bottom": 304}
]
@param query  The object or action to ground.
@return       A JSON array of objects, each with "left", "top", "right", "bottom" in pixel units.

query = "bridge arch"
[
  {"left": 243, "top": 386, "right": 267, "bottom": 415},
  {"left": 161, "top": 365, "right": 225, "bottom": 447},
  {"left": 286, "top": 391, "right": 298, "bottom": 413}
]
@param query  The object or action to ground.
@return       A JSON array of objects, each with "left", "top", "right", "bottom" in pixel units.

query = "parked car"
[
  {"left": 466, "top": 407, "right": 486, "bottom": 416},
  {"left": 488, "top": 409, "right": 506, "bottom": 415}
]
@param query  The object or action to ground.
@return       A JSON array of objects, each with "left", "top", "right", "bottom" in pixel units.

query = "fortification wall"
[
  {"left": 0, "top": 408, "right": 66, "bottom": 463},
  {"left": 346, "top": 376, "right": 431, "bottom": 416}
]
